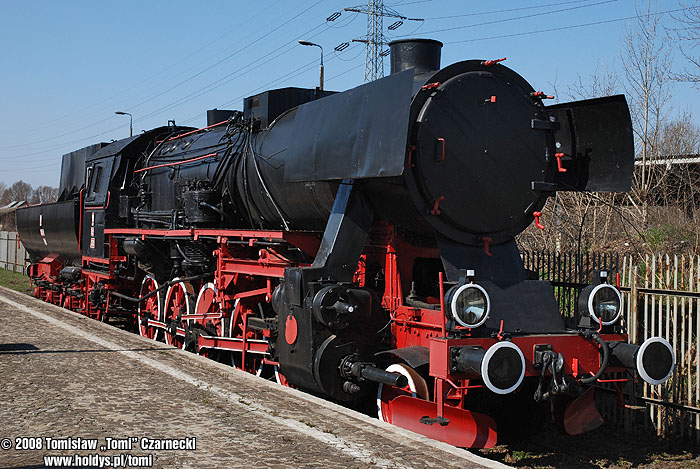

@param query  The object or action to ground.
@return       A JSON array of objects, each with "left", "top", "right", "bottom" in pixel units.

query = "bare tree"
[
  {"left": 566, "top": 59, "right": 621, "bottom": 100},
  {"left": 654, "top": 113, "right": 700, "bottom": 215},
  {"left": 1, "top": 181, "right": 33, "bottom": 205},
  {"left": 657, "top": 111, "right": 700, "bottom": 155},
  {"left": 668, "top": 1, "right": 700, "bottom": 86},
  {"left": 31, "top": 186, "right": 59, "bottom": 204},
  {"left": 0, "top": 181, "right": 31, "bottom": 231},
  {"left": 520, "top": 2, "right": 680, "bottom": 255},
  {"left": 622, "top": 0, "right": 673, "bottom": 226}
]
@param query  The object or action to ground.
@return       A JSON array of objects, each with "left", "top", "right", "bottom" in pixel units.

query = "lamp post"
[
  {"left": 115, "top": 111, "right": 133, "bottom": 137},
  {"left": 298, "top": 40, "right": 324, "bottom": 91}
]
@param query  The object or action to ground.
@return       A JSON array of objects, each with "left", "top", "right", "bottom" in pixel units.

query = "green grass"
[
  {"left": 0, "top": 268, "right": 32, "bottom": 293},
  {"left": 643, "top": 224, "right": 696, "bottom": 252}
]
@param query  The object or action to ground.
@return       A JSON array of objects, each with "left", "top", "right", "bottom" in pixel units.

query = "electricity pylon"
[{"left": 344, "top": 1, "right": 422, "bottom": 82}]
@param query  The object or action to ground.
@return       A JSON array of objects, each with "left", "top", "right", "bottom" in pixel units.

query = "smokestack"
[{"left": 389, "top": 38, "right": 443, "bottom": 75}]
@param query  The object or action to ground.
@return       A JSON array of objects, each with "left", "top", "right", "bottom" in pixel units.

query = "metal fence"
[
  {"left": 521, "top": 250, "right": 621, "bottom": 328},
  {"left": 0, "top": 231, "right": 27, "bottom": 273},
  {"left": 522, "top": 250, "right": 699, "bottom": 442}
]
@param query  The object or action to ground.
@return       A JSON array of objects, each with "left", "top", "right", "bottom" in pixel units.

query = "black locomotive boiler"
[{"left": 17, "top": 39, "right": 675, "bottom": 448}]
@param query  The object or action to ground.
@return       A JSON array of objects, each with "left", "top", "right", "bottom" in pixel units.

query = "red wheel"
[
  {"left": 377, "top": 363, "right": 430, "bottom": 423},
  {"left": 229, "top": 301, "right": 266, "bottom": 376},
  {"left": 194, "top": 282, "right": 226, "bottom": 357},
  {"left": 137, "top": 275, "right": 163, "bottom": 341},
  {"left": 194, "top": 283, "right": 225, "bottom": 336},
  {"left": 163, "top": 278, "right": 193, "bottom": 348}
]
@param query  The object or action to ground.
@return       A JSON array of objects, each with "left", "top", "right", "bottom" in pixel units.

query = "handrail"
[{"left": 134, "top": 153, "right": 217, "bottom": 174}]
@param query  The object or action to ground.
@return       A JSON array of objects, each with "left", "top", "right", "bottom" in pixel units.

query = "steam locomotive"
[{"left": 17, "top": 39, "right": 675, "bottom": 448}]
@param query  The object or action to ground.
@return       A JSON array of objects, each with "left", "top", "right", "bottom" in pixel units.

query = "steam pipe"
[
  {"left": 579, "top": 331, "right": 609, "bottom": 384},
  {"left": 359, "top": 366, "right": 408, "bottom": 388},
  {"left": 343, "top": 360, "right": 409, "bottom": 388}
]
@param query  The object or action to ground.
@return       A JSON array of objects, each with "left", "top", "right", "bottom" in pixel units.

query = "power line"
[
  {"left": 444, "top": 6, "right": 693, "bottom": 44},
  {"left": 425, "top": 0, "right": 601, "bottom": 20},
  {"left": 126, "top": 3, "right": 358, "bottom": 125},
  {"left": 133, "top": 23, "right": 333, "bottom": 124},
  {"left": 3, "top": 23, "right": 350, "bottom": 162},
  {"left": 1, "top": 0, "right": 289, "bottom": 138},
  {"left": 414, "top": 0, "right": 621, "bottom": 35},
  {"left": 181, "top": 53, "right": 350, "bottom": 125},
  {"left": 325, "top": 61, "right": 365, "bottom": 83},
  {"left": 387, "top": 0, "right": 433, "bottom": 5},
  {"left": 119, "top": 7, "right": 359, "bottom": 128},
  {"left": 122, "top": 0, "right": 326, "bottom": 117},
  {"left": 0, "top": 0, "right": 325, "bottom": 151},
  {"left": 178, "top": 42, "right": 367, "bottom": 126}
]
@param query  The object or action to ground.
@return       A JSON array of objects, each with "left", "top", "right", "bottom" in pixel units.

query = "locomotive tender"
[{"left": 17, "top": 39, "right": 675, "bottom": 448}]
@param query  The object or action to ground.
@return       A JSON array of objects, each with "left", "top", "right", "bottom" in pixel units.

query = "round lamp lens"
[
  {"left": 451, "top": 284, "right": 490, "bottom": 328},
  {"left": 589, "top": 284, "right": 622, "bottom": 325}
]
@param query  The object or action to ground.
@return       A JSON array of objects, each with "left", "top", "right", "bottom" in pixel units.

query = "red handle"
[
  {"left": 555, "top": 153, "right": 567, "bottom": 173},
  {"left": 437, "top": 138, "right": 445, "bottom": 162},
  {"left": 531, "top": 91, "right": 554, "bottom": 99},
  {"left": 482, "top": 57, "right": 506, "bottom": 66},
  {"left": 407, "top": 145, "right": 416, "bottom": 168},
  {"left": 533, "top": 211, "right": 545, "bottom": 230},
  {"left": 431, "top": 196, "right": 445, "bottom": 215},
  {"left": 421, "top": 82, "right": 441, "bottom": 90},
  {"left": 482, "top": 236, "right": 493, "bottom": 257}
]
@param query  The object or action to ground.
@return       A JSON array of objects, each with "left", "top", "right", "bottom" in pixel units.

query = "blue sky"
[{"left": 0, "top": 0, "right": 696, "bottom": 188}]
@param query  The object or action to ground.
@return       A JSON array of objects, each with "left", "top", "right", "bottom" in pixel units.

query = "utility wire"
[
  {"left": 180, "top": 58, "right": 326, "bottom": 125},
  {"left": 134, "top": 23, "right": 331, "bottom": 124},
  {"left": 121, "top": 0, "right": 325, "bottom": 116},
  {"left": 126, "top": 14, "right": 358, "bottom": 127},
  {"left": 444, "top": 6, "right": 694, "bottom": 44},
  {"left": 11, "top": 4, "right": 679, "bottom": 164},
  {"left": 388, "top": 0, "right": 433, "bottom": 5},
  {"left": 6, "top": 28, "right": 344, "bottom": 161},
  {"left": 0, "top": 0, "right": 324, "bottom": 151},
  {"left": 0, "top": 15, "right": 336, "bottom": 160},
  {"left": 8, "top": 52, "right": 366, "bottom": 169},
  {"left": 0, "top": 0, "right": 288, "bottom": 139},
  {"left": 425, "top": 0, "right": 601, "bottom": 20},
  {"left": 413, "top": 0, "right": 620, "bottom": 35}
]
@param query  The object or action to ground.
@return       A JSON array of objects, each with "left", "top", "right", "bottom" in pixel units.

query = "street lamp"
[
  {"left": 115, "top": 111, "right": 133, "bottom": 137},
  {"left": 298, "top": 40, "right": 324, "bottom": 91}
]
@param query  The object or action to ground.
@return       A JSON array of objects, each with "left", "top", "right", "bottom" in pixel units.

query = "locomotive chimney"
[{"left": 389, "top": 38, "right": 443, "bottom": 75}]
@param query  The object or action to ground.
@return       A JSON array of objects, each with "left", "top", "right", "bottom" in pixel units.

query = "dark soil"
[{"left": 478, "top": 420, "right": 699, "bottom": 468}]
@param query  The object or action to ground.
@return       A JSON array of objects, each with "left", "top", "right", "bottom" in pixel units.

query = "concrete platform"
[{"left": 0, "top": 286, "right": 507, "bottom": 469}]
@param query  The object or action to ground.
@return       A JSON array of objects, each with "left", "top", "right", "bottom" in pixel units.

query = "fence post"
[
  {"left": 631, "top": 263, "right": 638, "bottom": 344},
  {"left": 0, "top": 231, "right": 7, "bottom": 270}
]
